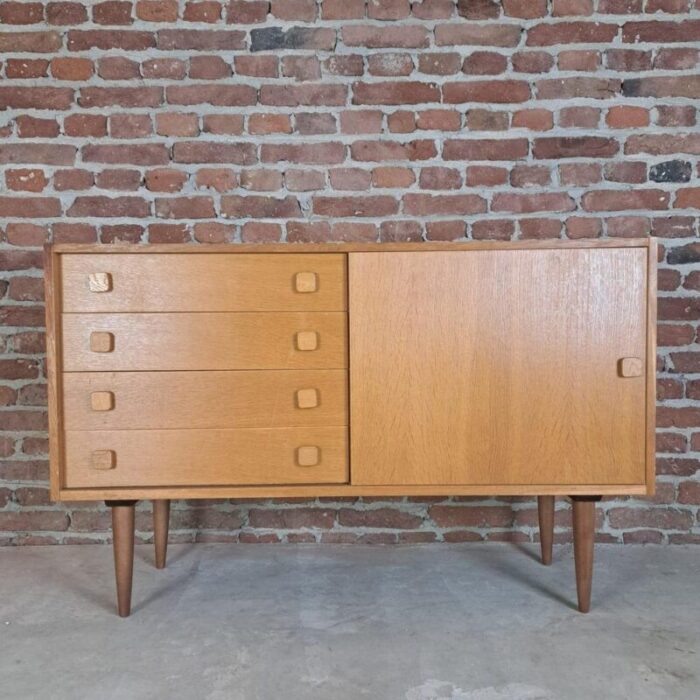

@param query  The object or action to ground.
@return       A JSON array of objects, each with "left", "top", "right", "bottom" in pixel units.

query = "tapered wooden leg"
[
  {"left": 153, "top": 499, "right": 170, "bottom": 570},
  {"left": 106, "top": 500, "right": 137, "bottom": 618},
  {"left": 571, "top": 496, "right": 601, "bottom": 613},
  {"left": 537, "top": 496, "right": 555, "bottom": 566}
]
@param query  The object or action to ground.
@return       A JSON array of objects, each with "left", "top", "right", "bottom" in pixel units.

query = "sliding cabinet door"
[{"left": 349, "top": 248, "right": 649, "bottom": 487}]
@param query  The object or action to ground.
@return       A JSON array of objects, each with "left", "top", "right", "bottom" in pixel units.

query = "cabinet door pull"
[
  {"left": 91, "top": 450, "right": 116, "bottom": 470},
  {"left": 619, "top": 357, "right": 643, "bottom": 378},
  {"left": 294, "top": 272, "right": 318, "bottom": 293},
  {"left": 90, "top": 332, "right": 114, "bottom": 353},
  {"left": 295, "top": 331, "right": 318, "bottom": 351},
  {"left": 296, "top": 388, "right": 319, "bottom": 409},
  {"left": 296, "top": 446, "right": 320, "bottom": 467},
  {"left": 88, "top": 273, "right": 112, "bottom": 293},
  {"left": 91, "top": 391, "right": 115, "bottom": 412}
]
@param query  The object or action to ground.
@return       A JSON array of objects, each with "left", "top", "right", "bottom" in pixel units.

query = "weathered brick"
[{"left": 222, "top": 195, "right": 302, "bottom": 218}]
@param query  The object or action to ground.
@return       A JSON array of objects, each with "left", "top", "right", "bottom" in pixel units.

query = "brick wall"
[{"left": 1, "top": 0, "right": 699, "bottom": 546}]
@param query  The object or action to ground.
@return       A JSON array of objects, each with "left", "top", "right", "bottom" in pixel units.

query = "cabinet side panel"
[
  {"left": 349, "top": 250, "right": 648, "bottom": 488},
  {"left": 646, "top": 239, "right": 658, "bottom": 495},
  {"left": 44, "top": 247, "right": 64, "bottom": 500}
]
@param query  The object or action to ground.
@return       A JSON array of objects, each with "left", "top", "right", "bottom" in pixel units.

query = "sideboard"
[{"left": 45, "top": 239, "right": 657, "bottom": 616}]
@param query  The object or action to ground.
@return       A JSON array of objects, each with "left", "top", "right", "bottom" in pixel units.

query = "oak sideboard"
[{"left": 45, "top": 239, "right": 657, "bottom": 616}]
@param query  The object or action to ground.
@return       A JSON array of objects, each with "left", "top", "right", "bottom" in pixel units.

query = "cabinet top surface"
[{"left": 47, "top": 239, "right": 653, "bottom": 255}]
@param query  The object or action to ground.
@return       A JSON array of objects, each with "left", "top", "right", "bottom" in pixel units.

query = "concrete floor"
[{"left": 0, "top": 544, "right": 698, "bottom": 700}]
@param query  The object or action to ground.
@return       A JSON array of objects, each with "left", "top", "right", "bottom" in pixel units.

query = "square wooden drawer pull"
[
  {"left": 297, "top": 445, "right": 320, "bottom": 467},
  {"left": 295, "top": 272, "right": 318, "bottom": 293},
  {"left": 295, "top": 331, "right": 318, "bottom": 352},
  {"left": 88, "top": 273, "right": 112, "bottom": 293},
  {"left": 91, "top": 450, "right": 116, "bottom": 470},
  {"left": 90, "top": 332, "right": 114, "bottom": 353},
  {"left": 619, "top": 357, "right": 643, "bottom": 378},
  {"left": 296, "top": 388, "right": 319, "bottom": 409},
  {"left": 91, "top": 391, "right": 114, "bottom": 412}
]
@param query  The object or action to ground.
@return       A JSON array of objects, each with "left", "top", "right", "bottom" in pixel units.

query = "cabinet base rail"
[{"left": 106, "top": 495, "right": 600, "bottom": 617}]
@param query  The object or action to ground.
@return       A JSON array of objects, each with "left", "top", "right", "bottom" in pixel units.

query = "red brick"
[
  {"left": 234, "top": 55, "right": 278, "bottom": 77},
  {"left": 0, "top": 2, "right": 44, "bottom": 23},
  {"left": 260, "top": 84, "right": 347, "bottom": 107},
  {"left": 582, "top": 189, "right": 670, "bottom": 212},
  {"left": 155, "top": 197, "right": 215, "bottom": 219},
  {"left": 559, "top": 163, "right": 602, "bottom": 186},
  {"left": 537, "top": 77, "right": 620, "bottom": 99},
  {"left": 136, "top": 0, "right": 179, "bottom": 21},
  {"left": 157, "top": 28, "right": 246, "bottom": 49},
  {"left": 5, "top": 58, "right": 49, "bottom": 78},
  {"left": 403, "top": 193, "right": 486, "bottom": 216},
  {"left": 419, "top": 167, "right": 462, "bottom": 190},
  {"left": 527, "top": 22, "right": 619, "bottom": 46},
  {"left": 0, "top": 197, "right": 60, "bottom": 218},
  {"left": 429, "top": 505, "right": 514, "bottom": 528},
  {"left": 387, "top": 110, "right": 416, "bottom": 133},
  {"left": 100, "top": 224, "right": 144, "bottom": 243},
  {"left": 520, "top": 218, "right": 562, "bottom": 239},
  {"left": 184, "top": 1, "right": 221, "bottom": 22},
  {"left": 607, "top": 106, "right": 650, "bottom": 128},
  {"left": 313, "top": 196, "right": 398, "bottom": 218},
  {"left": 203, "top": 114, "right": 245, "bottom": 135},
  {"left": 462, "top": 52, "right": 507, "bottom": 75},
  {"left": 167, "top": 84, "right": 257, "bottom": 106},
  {"left": 53, "top": 223, "right": 98, "bottom": 244},
  {"left": 109, "top": 113, "right": 152, "bottom": 138},
  {"left": 512, "top": 109, "right": 553, "bottom": 131},
  {"left": 372, "top": 167, "right": 416, "bottom": 188},
  {"left": 466, "top": 166, "right": 508, "bottom": 187},
  {"left": 444, "top": 80, "right": 530, "bottom": 103},
  {"left": 67, "top": 196, "right": 149, "bottom": 218},
  {"left": 654, "top": 48, "right": 699, "bottom": 70},
  {"left": 552, "top": 0, "right": 593, "bottom": 14},
  {"left": 68, "top": 30, "right": 155, "bottom": 50},
  {"left": 95, "top": 169, "right": 141, "bottom": 191},
  {"left": 504, "top": 0, "right": 547, "bottom": 17},
  {"left": 412, "top": 0, "right": 453, "bottom": 19},
  {"left": 426, "top": 220, "right": 467, "bottom": 241},
  {"left": 98, "top": 56, "right": 139, "bottom": 79},
  {"left": 606, "top": 48, "right": 652, "bottom": 71},
  {"left": 599, "top": 0, "right": 643, "bottom": 11},
  {"left": 443, "top": 139, "right": 529, "bottom": 161},
  {"left": 0, "top": 143, "right": 75, "bottom": 165},
  {"left": 608, "top": 507, "right": 692, "bottom": 530},
  {"left": 296, "top": 113, "right": 336, "bottom": 135},
  {"left": 338, "top": 508, "right": 421, "bottom": 529},
  {"left": 416, "top": 109, "right": 461, "bottom": 131},
  {"left": 5, "top": 169, "right": 48, "bottom": 193},
  {"left": 466, "top": 109, "right": 508, "bottom": 131},
  {"left": 82, "top": 144, "right": 168, "bottom": 165},
  {"left": 558, "top": 50, "right": 600, "bottom": 71},
  {"left": 512, "top": 51, "right": 554, "bottom": 73},
  {"left": 626, "top": 134, "right": 700, "bottom": 155},
  {"left": 625, "top": 76, "right": 700, "bottom": 99},
  {"left": 340, "top": 110, "right": 383, "bottom": 134},
  {"left": 149, "top": 224, "right": 191, "bottom": 243},
  {"left": 271, "top": 0, "right": 316, "bottom": 20},
  {"left": 435, "top": 24, "right": 520, "bottom": 46},
  {"left": 658, "top": 269, "right": 681, "bottom": 291},
  {"left": 0, "top": 87, "right": 73, "bottom": 110},
  {"left": 190, "top": 55, "right": 231, "bottom": 79},
  {"left": 623, "top": 20, "right": 700, "bottom": 43},
  {"left": 510, "top": 165, "right": 551, "bottom": 188},
  {"left": 342, "top": 25, "right": 429, "bottom": 48},
  {"left": 240, "top": 169, "right": 283, "bottom": 191},
  {"left": 607, "top": 216, "right": 651, "bottom": 237},
  {"left": 145, "top": 168, "right": 188, "bottom": 192},
  {"left": 261, "top": 143, "right": 345, "bottom": 165},
  {"left": 285, "top": 169, "right": 325, "bottom": 192},
  {"left": 4, "top": 223, "right": 48, "bottom": 247},
  {"left": 79, "top": 87, "right": 162, "bottom": 108},
  {"left": 195, "top": 222, "right": 233, "bottom": 243},
  {"left": 330, "top": 168, "right": 371, "bottom": 190},
  {"left": 368, "top": 53, "right": 413, "bottom": 77},
  {"left": 64, "top": 113, "right": 107, "bottom": 137},
  {"left": 222, "top": 195, "right": 302, "bottom": 219},
  {"left": 142, "top": 57, "right": 186, "bottom": 79},
  {"left": 93, "top": 1, "right": 133, "bottom": 24},
  {"left": 227, "top": 1, "right": 268, "bottom": 23},
  {"left": 492, "top": 192, "right": 575, "bottom": 214},
  {"left": 156, "top": 112, "right": 199, "bottom": 137},
  {"left": 322, "top": 0, "right": 364, "bottom": 19},
  {"left": 647, "top": 0, "right": 689, "bottom": 11},
  {"left": 559, "top": 106, "right": 600, "bottom": 128},
  {"left": 658, "top": 323, "right": 694, "bottom": 346},
  {"left": 418, "top": 52, "right": 461, "bottom": 75},
  {"left": 324, "top": 55, "right": 363, "bottom": 76},
  {"left": 380, "top": 220, "right": 423, "bottom": 242},
  {"left": 46, "top": 2, "right": 87, "bottom": 24},
  {"left": 16, "top": 116, "right": 59, "bottom": 138},
  {"left": 0, "top": 31, "right": 62, "bottom": 52},
  {"left": 173, "top": 141, "right": 256, "bottom": 164},
  {"left": 604, "top": 161, "right": 646, "bottom": 184},
  {"left": 351, "top": 140, "right": 436, "bottom": 162},
  {"left": 195, "top": 168, "right": 237, "bottom": 193},
  {"left": 533, "top": 137, "right": 619, "bottom": 159}
]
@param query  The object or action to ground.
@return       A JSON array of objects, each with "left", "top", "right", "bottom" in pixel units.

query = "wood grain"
[
  {"left": 61, "top": 253, "right": 346, "bottom": 312},
  {"left": 62, "top": 312, "right": 348, "bottom": 371},
  {"left": 350, "top": 249, "right": 648, "bottom": 487},
  {"left": 64, "top": 427, "right": 349, "bottom": 487},
  {"left": 63, "top": 370, "right": 348, "bottom": 430}
]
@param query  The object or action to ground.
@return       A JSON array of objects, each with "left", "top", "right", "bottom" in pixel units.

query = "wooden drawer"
[
  {"left": 64, "top": 427, "right": 348, "bottom": 487},
  {"left": 62, "top": 370, "right": 348, "bottom": 430},
  {"left": 61, "top": 312, "right": 348, "bottom": 371},
  {"left": 60, "top": 253, "right": 347, "bottom": 312}
]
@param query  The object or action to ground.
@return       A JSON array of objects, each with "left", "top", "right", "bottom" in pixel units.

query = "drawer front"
[
  {"left": 64, "top": 427, "right": 348, "bottom": 487},
  {"left": 62, "top": 312, "right": 348, "bottom": 371},
  {"left": 61, "top": 253, "right": 347, "bottom": 312},
  {"left": 62, "top": 370, "right": 348, "bottom": 430}
]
